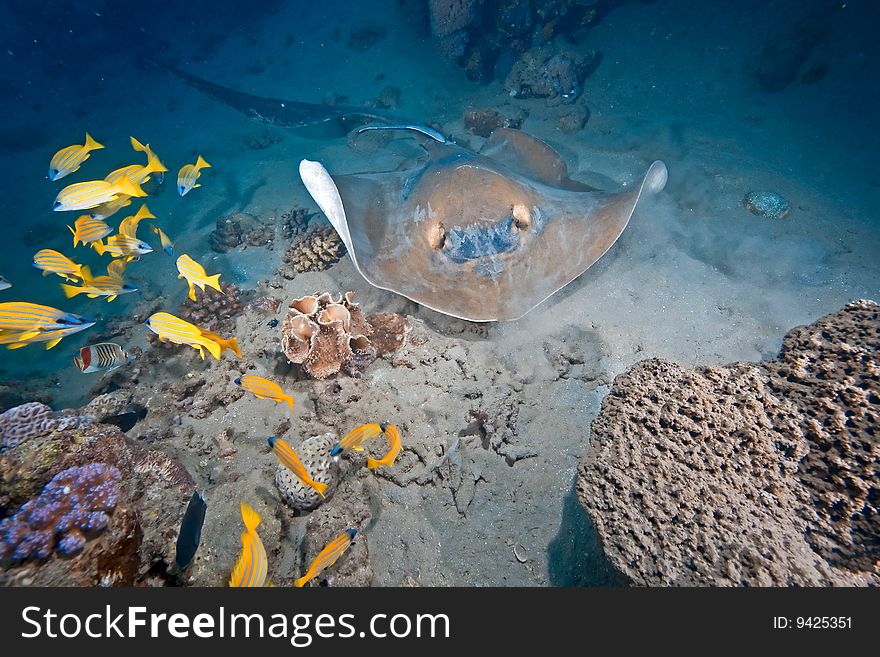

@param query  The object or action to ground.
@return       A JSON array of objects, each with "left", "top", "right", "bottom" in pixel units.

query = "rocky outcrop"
[{"left": 577, "top": 300, "right": 879, "bottom": 586}]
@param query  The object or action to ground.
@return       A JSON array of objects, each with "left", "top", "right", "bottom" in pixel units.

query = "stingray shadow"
[{"left": 547, "top": 479, "right": 630, "bottom": 587}]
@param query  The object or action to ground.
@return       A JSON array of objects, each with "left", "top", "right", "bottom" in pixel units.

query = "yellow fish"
[
  {"left": 0, "top": 301, "right": 91, "bottom": 333},
  {"left": 48, "top": 133, "right": 103, "bottom": 181},
  {"left": 88, "top": 193, "right": 133, "bottom": 221},
  {"left": 92, "top": 233, "right": 153, "bottom": 259},
  {"left": 267, "top": 436, "right": 327, "bottom": 497},
  {"left": 104, "top": 145, "right": 167, "bottom": 187},
  {"left": 149, "top": 224, "right": 174, "bottom": 256},
  {"left": 229, "top": 502, "right": 267, "bottom": 588},
  {"left": 145, "top": 312, "right": 232, "bottom": 360},
  {"left": 69, "top": 215, "right": 113, "bottom": 247},
  {"left": 235, "top": 375, "right": 294, "bottom": 412},
  {"left": 177, "top": 155, "right": 211, "bottom": 196},
  {"left": 54, "top": 177, "right": 146, "bottom": 212},
  {"left": 0, "top": 321, "right": 95, "bottom": 350},
  {"left": 33, "top": 249, "right": 86, "bottom": 282},
  {"left": 130, "top": 136, "right": 166, "bottom": 174},
  {"left": 367, "top": 424, "right": 402, "bottom": 469},
  {"left": 197, "top": 328, "right": 242, "bottom": 358},
  {"left": 330, "top": 423, "right": 386, "bottom": 456},
  {"left": 176, "top": 254, "right": 222, "bottom": 301},
  {"left": 294, "top": 529, "right": 357, "bottom": 587},
  {"left": 118, "top": 204, "right": 155, "bottom": 239},
  {"left": 61, "top": 262, "right": 137, "bottom": 302}
]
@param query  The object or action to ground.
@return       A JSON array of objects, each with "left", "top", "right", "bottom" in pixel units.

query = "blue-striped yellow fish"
[
  {"left": 0, "top": 301, "right": 91, "bottom": 333},
  {"left": 33, "top": 249, "right": 87, "bottom": 282},
  {"left": 229, "top": 502, "right": 267, "bottom": 588},
  {"left": 105, "top": 148, "right": 167, "bottom": 187},
  {"left": 0, "top": 277, "right": 11, "bottom": 291},
  {"left": 88, "top": 193, "right": 133, "bottom": 221},
  {"left": 367, "top": 424, "right": 402, "bottom": 469},
  {"left": 48, "top": 133, "right": 103, "bottom": 181},
  {"left": 330, "top": 423, "right": 386, "bottom": 456},
  {"left": 267, "top": 436, "right": 327, "bottom": 497},
  {"left": 176, "top": 254, "right": 222, "bottom": 301},
  {"left": 294, "top": 529, "right": 357, "bottom": 587},
  {"left": 54, "top": 177, "right": 146, "bottom": 212},
  {"left": 150, "top": 224, "right": 174, "bottom": 256},
  {"left": 69, "top": 215, "right": 112, "bottom": 247},
  {"left": 145, "top": 312, "right": 237, "bottom": 360},
  {"left": 0, "top": 321, "right": 95, "bottom": 350},
  {"left": 61, "top": 260, "right": 136, "bottom": 302},
  {"left": 118, "top": 204, "right": 155, "bottom": 239},
  {"left": 195, "top": 328, "right": 242, "bottom": 358},
  {"left": 235, "top": 375, "right": 294, "bottom": 412},
  {"left": 92, "top": 233, "right": 153, "bottom": 259},
  {"left": 131, "top": 137, "right": 167, "bottom": 185},
  {"left": 177, "top": 155, "right": 211, "bottom": 196},
  {"left": 73, "top": 342, "right": 135, "bottom": 373}
]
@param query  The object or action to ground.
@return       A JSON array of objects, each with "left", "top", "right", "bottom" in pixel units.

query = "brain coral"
[
  {"left": 274, "top": 432, "right": 340, "bottom": 512},
  {"left": 0, "top": 463, "right": 120, "bottom": 562},
  {"left": 577, "top": 300, "right": 879, "bottom": 586},
  {"left": 0, "top": 402, "right": 93, "bottom": 452}
]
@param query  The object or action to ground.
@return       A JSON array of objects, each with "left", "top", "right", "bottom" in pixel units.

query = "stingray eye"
[
  {"left": 428, "top": 223, "right": 446, "bottom": 250},
  {"left": 512, "top": 203, "right": 531, "bottom": 231}
]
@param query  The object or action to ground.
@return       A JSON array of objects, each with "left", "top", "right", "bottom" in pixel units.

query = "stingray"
[{"left": 300, "top": 127, "right": 668, "bottom": 322}]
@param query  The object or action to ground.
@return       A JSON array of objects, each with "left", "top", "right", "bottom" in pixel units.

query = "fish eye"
[{"left": 53, "top": 201, "right": 62, "bottom": 209}]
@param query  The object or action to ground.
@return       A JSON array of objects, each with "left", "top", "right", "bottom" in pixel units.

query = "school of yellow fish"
[{"left": 3, "top": 133, "right": 404, "bottom": 587}]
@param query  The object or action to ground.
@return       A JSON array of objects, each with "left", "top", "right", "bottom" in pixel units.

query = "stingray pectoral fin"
[{"left": 299, "top": 160, "right": 355, "bottom": 255}]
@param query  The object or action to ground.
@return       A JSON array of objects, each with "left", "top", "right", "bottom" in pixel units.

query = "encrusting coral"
[
  {"left": 1, "top": 402, "right": 94, "bottom": 452},
  {"left": 0, "top": 463, "right": 120, "bottom": 562},
  {"left": 577, "top": 300, "right": 880, "bottom": 586}
]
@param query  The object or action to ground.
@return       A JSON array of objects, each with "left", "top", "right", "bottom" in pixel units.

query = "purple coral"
[
  {"left": 0, "top": 402, "right": 94, "bottom": 452},
  {"left": 0, "top": 463, "right": 121, "bottom": 562}
]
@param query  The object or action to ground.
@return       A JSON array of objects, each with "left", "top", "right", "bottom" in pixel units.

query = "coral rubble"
[{"left": 577, "top": 300, "right": 880, "bottom": 586}]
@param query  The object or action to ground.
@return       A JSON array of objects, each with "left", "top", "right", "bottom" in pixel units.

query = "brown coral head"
[
  {"left": 315, "top": 292, "right": 336, "bottom": 306},
  {"left": 318, "top": 303, "right": 351, "bottom": 331},
  {"left": 290, "top": 315, "right": 319, "bottom": 342},
  {"left": 289, "top": 295, "right": 319, "bottom": 316},
  {"left": 350, "top": 335, "right": 371, "bottom": 352}
]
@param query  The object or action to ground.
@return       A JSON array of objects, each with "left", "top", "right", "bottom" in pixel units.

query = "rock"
[
  {"left": 743, "top": 191, "right": 791, "bottom": 219},
  {"left": 504, "top": 45, "right": 600, "bottom": 101},
  {"left": 577, "top": 300, "right": 880, "bottom": 586},
  {"left": 464, "top": 107, "right": 525, "bottom": 137},
  {"left": 555, "top": 102, "right": 590, "bottom": 132}
]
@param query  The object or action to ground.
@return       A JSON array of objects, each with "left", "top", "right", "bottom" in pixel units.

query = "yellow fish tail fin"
[
  {"left": 84, "top": 132, "right": 104, "bottom": 151},
  {"left": 240, "top": 502, "right": 262, "bottom": 533},
  {"left": 206, "top": 274, "right": 222, "bottom": 294},
  {"left": 68, "top": 224, "right": 79, "bottom": 247},
  {"left": 367, "top": 457, "right": 384, "bottom": 470},
  {"left": 61, "top": 284, "right": 80, "bottom": 298},
  {"left": 228, "top": 532, "right": 252, "bottom": 587},
  {"left": 114, "top": 178, "right": 147, "bottom": 198},
  {"left": 284, "top": 395, "right": 295, "bottom": 413},
  {"left": 135, "top": 204, "right": 155, "bottom": 220},
  {"left": 311, "top": 480, "right": 328, "bottom": 498},
  {"left": 146, "top": 151, "right": 168, "bottom": 174},
  {"left": 195, "top": 155, "right": 211, "bottom": 170},
  {"left": 225, "top": 337, "right": 242, "bottom": 358},
  {"left": 293, "top": 575, "right": 309, "bottom": 588},
  {"left": 79, "top": 265, "right": 93, "bottom": 282},
  {"left": 92, "top": 240, "right": 106, "bottom": 256},
  {"left": 130, "top": 136, "right": 147, "bottom": 152},
  {"left": 204, "top": 339, "right": 222, "bottom": 360}
]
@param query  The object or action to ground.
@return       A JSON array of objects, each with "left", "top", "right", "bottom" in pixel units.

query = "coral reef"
[
  {"left": 0, "top": 463, "right": 120, "bottom": 562},
  {"left": 279, "top": 226, "right": 346, "bottom": 279},
  {"left": 274, "top": 433, "right": 340, "bottom": 512},
  {"left": 1, "top": 402, "right": 94, "bottom": 452},
  {"left": 364, "top": 313, "right": 410, "bottom": 357},
  {"left": 281, "top": 206, "right": 315, "bottom": 240},
  {"left": 576, "top": 300, "right": 880, "bottom": 586},
  {"left": 281, "top": 292, "right": 374, "bottom": 379},
  {"left": 464, "top": 107, "right": 525, "bottom": 137},
  {"left": 177, "top": 282, "right": 242, "bottom": 335},
  {"left": 743, "top": 191, "right": 791, "bottom": 219},
  {"left": 0, "top": 415, "right": 194, "bottom": 585}
]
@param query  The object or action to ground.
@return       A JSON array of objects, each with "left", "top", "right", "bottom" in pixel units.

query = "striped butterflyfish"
[
  {"left": 73, "top": 342, "right": 135, "bottom": 373},
  {"left": 294, "top": 529, "right": 357, "bottom": 587},
  {"left": 54, "top": 177, "right": 146, "bottom": 212},
  {"left": 33, "top": 249, "right": 86, "bottom": 282},
  {"left": 234, "top": 375, "right": 294, "bottom": 412},
  {"left": 69, "top": 215, "right": 113, "bottom": 247},
  {"left": 48, "top": 132, "right": 103, "bottom": 181},
  {"left": 177, "top": 155, "right": 211, "bottom": 196},
  {"left": 267, "top": 436, "right": 327, "bottom": 497},
  {"left": 330, "top": 423, "right": 387, "bottom": 456},
  {"left": 228, "top": 502, "right": 267, "bottom": 588}
]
